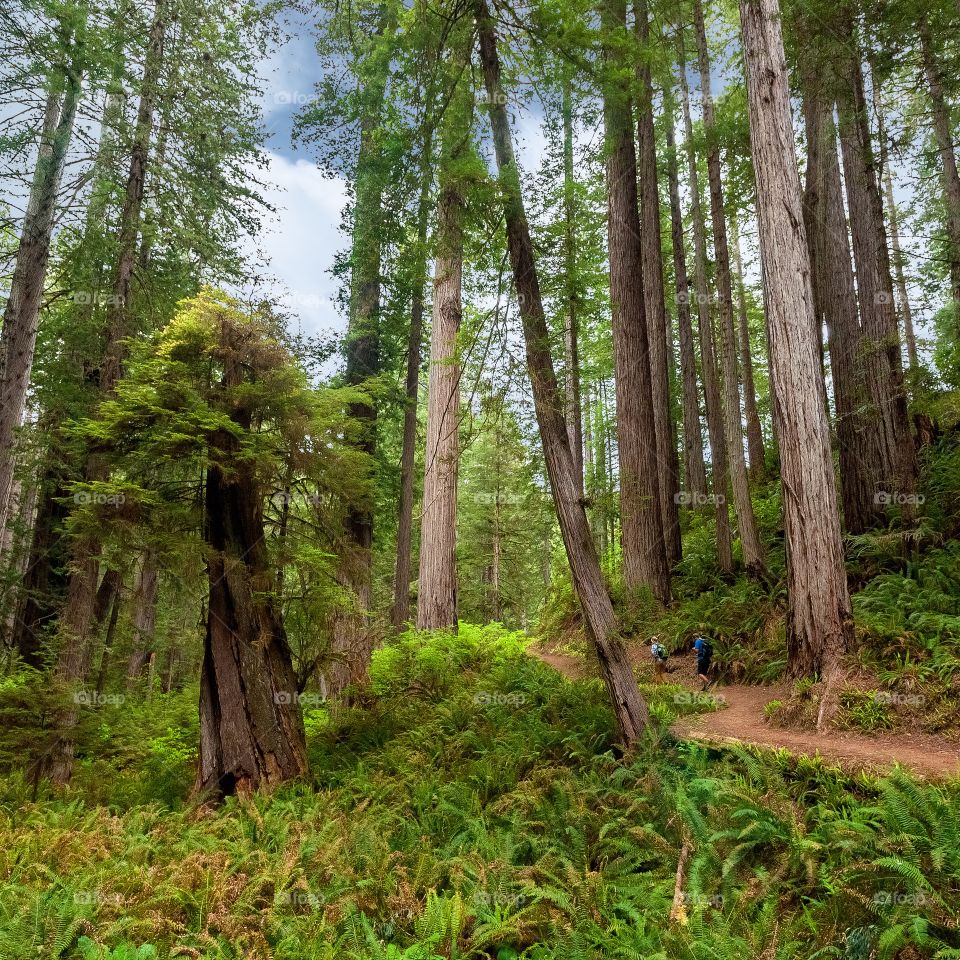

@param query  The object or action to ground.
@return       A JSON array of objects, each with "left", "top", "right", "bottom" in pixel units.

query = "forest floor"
[{"left": 528, "top": 642, "right": 960, "bottom": 780}]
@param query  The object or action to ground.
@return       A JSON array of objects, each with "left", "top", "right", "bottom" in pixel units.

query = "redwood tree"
[
  {"left": 600, "top": 0, "right": 670, "bottom": 603},
  {"left": 694, "top": 0, "right": 766, "bottom": 578},
  {"left": 739, "top": 0, "right": 854, "bottom": 705},
  {"left": 475, "top": 0, "right": 652, "bottom": 744}
]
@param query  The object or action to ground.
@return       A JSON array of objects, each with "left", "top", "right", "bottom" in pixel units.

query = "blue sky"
[
  {"left": 249, "top": 16, "right": 349, "bottom": 339},
  {"left": 249, "top": 13, "right": 549, "bottom": 342}
]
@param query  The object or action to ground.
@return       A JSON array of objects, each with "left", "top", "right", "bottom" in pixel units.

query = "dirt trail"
[{"left": 528, "top": 644, "right": 960, "bottom": 780}]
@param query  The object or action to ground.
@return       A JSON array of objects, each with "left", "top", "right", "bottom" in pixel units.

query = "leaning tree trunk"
[
  {"left": 635, "top": 0, "right": 681, "bottom": 568},
  {"left": 664, "top": 95, "right": 708, "bottom": 504},
  {"left": 0, "top": 77, "right": 80, "bottom": 538},
  {"left": 729, "top": 219, "right": 767, "bottom": 482},
  {"left": 919, "top": 14, "right": 960, "bottom": 307},
  {"left": 800, "top": 57, "right": 878, "bottom": 535},
  {"left": 417, "top": 156, "right": 464, "bottom": 630},
  {"left": 835, "top": 27, "right": 915, "bottom": 514},
  {"left": 392, "top": 137, "right": 433, "bottom": 630},
  {"left": 561, "top": 75, "right": 585, "bottom": 495},
  {"left": 475, "top": 0, "right": 651, "bottom": 744},
  {"left": 600, "top": 0, "right": 670, "bottom": 604},
  {"left": 195, "top": 426, "right": 307, "bottom": 800},
  {"left": 694, "top": 0, "right": 766, "bottom": 578},
  {"left": 739, "top": 0, "right": 854, "bottom": 711},
  {"left": 679, "top": 36, "right": 734, "bottom": 573}
]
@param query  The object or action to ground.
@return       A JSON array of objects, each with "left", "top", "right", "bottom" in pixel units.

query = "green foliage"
[{"left": 1, "top": 626, "right": 957, "bottom": 959}]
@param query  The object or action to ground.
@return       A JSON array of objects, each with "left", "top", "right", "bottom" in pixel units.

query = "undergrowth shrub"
[{"left": 0, "top": 625, "right": 957, "bottom": 960}]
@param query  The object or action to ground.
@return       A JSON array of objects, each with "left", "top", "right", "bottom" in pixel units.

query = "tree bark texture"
[
  {"left": 740, "top": 0, "right": 854, "bottom": 690},
  {"left": 417, "top": 160, "right": 464, "bottom": 631},
  {"left": 476, "top": 0, "right": 651, "bottom": 744},
  {"left": 664, "top": 97, "right": 709, "bottom": 503},
  {"left": 635, "top": 0, "right": 681, "bottom": 567},
  {"left": 679, "top": 33, "right": 733, "bottom": 573},
  {"left": 601, "top": 0, "right": 670, "bottom": 603},
  {"left": 835, "top": 23, "right": 916, "bottom": 514},
  {"left": 694, "top": 0, "right": 766, "bottom": 577},
  {"left": 0, "top": 78, "right": 80, "bottom": 538},
  {"left": 729, "top": 218, "right": 767, "bottom": 482}
]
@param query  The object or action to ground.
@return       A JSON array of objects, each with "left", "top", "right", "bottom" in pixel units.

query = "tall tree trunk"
[
  {"left": 0, "top": 475, "right": 36, "bottom": 647},
  {"left": 561, "top": 75, "right": 585, "bottom": 495},
  {"left": 635, "top": 0, "right": 681, "bottom": 567},
  {"left": 919, "top": 14, "right": 960, "bottom": 307},
  {"left": 729, "top": 219, "right": 767, "bottom": 481},
  {"left": 0, "top": 75, "right": 81, "bottom": 538},
  {"left": 600, "top": 0, "right": 670, "bottom": 603},
  {"left": 679, "top": 36, "right": 734, "bottom": 573},
  {"left": 417, "top": 124, "right": 465, "bottom": 630},
  {"left": 126, "top": 552, "right": 159, "bottom": 686},
  {"left": 835, "top": 23, "right": 915, "bottom": 512},
  {"left": 329, "top": 9, "right": 395, "bottom": 691},
  {"left": 45, "top": 0, "right": 168, "bottom": 785},
  {"left": 392, "top": 142, "right": 433, "bottom": 630},
  {"left": 196, "top": 427, "right": 307, "bottom": 800},
  {"left": 801, "top": 58, "right": 879, "bottom": 534},
  {"left": 583, "top": 383, "right": 601, "bottom": 548},
  {"left": 664, "top": 95, "right": 709, "bottom": 503},
  {"left": 694, "top": 0, "right": 766, "bottom": 578},
  {"left": 475, "top": 0, "right": 651, "bottom": 744},
  {"left": 99, "top": 0, "right": 167, "bottom": 395},
  {"left": 872, "top": 73, "right": 919, "bottom": 369},
  {"left": 10, "top": 471, "right": 69, "bottom": 665},
  {"left": 740, "top": 0, "right": 853, "bottom": 710},
  {"left": 95, "top": 585, "right": 122, "bottom": 698}
]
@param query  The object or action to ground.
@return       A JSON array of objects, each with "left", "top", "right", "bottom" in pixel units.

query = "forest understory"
[{"left": 2, "top": 0, "right": 960, "bottom": 954}]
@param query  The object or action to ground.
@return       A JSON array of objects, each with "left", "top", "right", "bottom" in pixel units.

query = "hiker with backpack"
[
  {"left": 650, "top": 636, "right": 668, "bottom": 683},
  {"left": 693, "top": 635, "right": 714, "bottom": 691}
]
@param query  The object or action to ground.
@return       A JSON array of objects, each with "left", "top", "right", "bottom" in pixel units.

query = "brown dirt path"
[{"left": 528, "top": 643, "right": 960, "bottom": 780}]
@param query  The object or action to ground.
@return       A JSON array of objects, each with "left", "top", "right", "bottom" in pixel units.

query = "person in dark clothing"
[{"left": 693, "top": 636, "right": 714, "bottom": 691}]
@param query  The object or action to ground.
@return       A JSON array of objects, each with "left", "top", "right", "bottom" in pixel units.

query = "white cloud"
[{"left": 243, "top": 150, "right": 349, "bottom": 337}]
